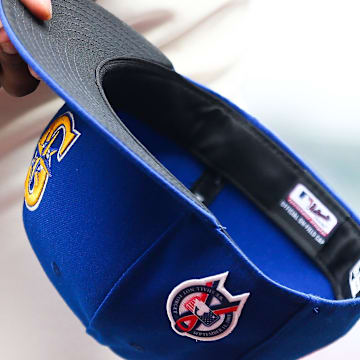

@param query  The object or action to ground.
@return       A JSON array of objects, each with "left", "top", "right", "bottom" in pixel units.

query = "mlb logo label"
[
  {"left": 287, "top": 184, "right": 337, "bottom": 237},
  {"left": 298, "top": 191, "right": 330, "bottom": 221}
]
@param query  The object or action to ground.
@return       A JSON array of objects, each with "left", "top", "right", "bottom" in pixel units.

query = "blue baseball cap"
[{"left": 1, "top": 0, "right": 360, "bottom": 359}]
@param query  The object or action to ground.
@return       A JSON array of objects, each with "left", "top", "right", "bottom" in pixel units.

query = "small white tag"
[
  {"left": 349, "top": 259, "right": 360, "bottom": 298},
  {"left": 287, "top": 184, "right": 337, "bottom": 237}
]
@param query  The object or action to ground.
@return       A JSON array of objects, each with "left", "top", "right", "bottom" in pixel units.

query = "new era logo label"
[
  {"left": 166, "top": 272, "right": 249, "bottom": 341},
  {"left": 349, "top": 259, "right": 360, "bottom": 298}
]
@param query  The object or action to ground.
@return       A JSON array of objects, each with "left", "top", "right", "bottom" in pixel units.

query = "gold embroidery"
[{"left": 25, "top": 112, "right": 81, "bottom": 211}]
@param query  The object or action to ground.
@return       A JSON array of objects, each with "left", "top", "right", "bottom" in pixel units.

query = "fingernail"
[
  {"left": 0, "top": 41, "right": 17, "bottom": 55},
  {"left": 29, "top": 66, "right": 41, "bottom": 80},
  {"left": 42, "top": 0, "right": 53, "bottom": 20}
]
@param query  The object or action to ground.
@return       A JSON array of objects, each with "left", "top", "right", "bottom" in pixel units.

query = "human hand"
[{"left": 0, "top": 0, "right": 52, "bottom": 97}]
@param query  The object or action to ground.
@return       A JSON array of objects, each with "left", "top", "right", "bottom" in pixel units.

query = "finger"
[
  {"left": 0, "top": 23, "right": 41, "bottom": 82},
  {"left": 0, "top": 49, "right": 40, "bottom": 97},
  {"left": 0, "top": 25, "right": 18, "bottom": 54},
  {"left": 20, "top": 0, "right": 52, "bottom": 21},
  {"left": 28, "top": 65, "right": 41, "bottom": 80},
  {"left": 0, "top": 32, "right": 18, "bottom": 55},
  {"left": 0, "top": 20, "right": 15, "bottom": 50}
]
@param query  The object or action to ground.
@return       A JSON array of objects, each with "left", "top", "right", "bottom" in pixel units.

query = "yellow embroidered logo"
[{"left": 24, "top": 112, "right": 81, "bottom": 211}]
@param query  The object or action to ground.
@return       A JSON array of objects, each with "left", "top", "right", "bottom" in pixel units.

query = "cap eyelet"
[
  {"left": 51, "top": 261, "right": 61, "bottom": 277},
  {"left": 130, "top": 343, "right": 144, "bottom": 352}
]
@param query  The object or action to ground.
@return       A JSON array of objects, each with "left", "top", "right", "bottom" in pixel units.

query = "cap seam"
[
  {"left": 86, "top": 211, "right": 190, "bottom": 330},
  {"left": 86, "top": 210, "right": 311, "bottom": 345},
  {"left": 239, "top": 295, "right": 311, "bottom": 360}
]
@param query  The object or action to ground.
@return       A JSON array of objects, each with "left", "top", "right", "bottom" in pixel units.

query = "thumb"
[{"left": 20, "top": 0, "right": 52, "bottom": 21}]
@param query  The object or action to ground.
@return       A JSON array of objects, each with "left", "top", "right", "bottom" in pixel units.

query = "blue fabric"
[
  {"left": 87, "top": 213, "right": 308, "bottom": 360},
  {"left": 242, "top": 295, "right": 360, "bottom": 360},
  {"left": 23, "top": 104, "right": 204, "bottom": 325},
  {"left": 116, "top": 111, "right": 205, "bottom": 190}
]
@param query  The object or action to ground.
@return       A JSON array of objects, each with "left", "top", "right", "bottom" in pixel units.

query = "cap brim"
[{"left": 0, "top": 0, "right": 212, "bottom": 217}]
